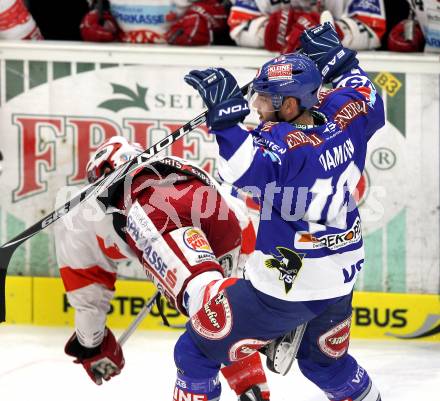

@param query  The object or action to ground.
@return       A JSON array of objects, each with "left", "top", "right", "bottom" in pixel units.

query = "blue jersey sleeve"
[
  {"left": 320, "top": 67, "right": 385, "bottom": 142},
  {"left": 213, "top": 122, "right": 305, "bottom": 201}
]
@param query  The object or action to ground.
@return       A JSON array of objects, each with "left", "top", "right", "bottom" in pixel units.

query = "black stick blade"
[{"left": 0, "top": 246, "right": 16, "bottom": 323}]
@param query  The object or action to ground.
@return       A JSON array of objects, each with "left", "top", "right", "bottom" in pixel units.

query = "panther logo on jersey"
[{"left": 264, "top": 247, "right": 305, "bottom": 294}]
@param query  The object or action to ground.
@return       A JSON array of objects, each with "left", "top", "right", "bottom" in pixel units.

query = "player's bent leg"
[
  {"left": 297, "top": 293, "right": 381, "bottom": 401},
  {"left": 174, "top": 331, "right": 222, "bottom": 401},
  {"left": 187, "top": 279, "right": 328, "bottom": 366},
  {"left": 175, "top": 327, "right": 271, "bottom": 401},
  {"left": 298, "top": 356, "right": 381, "bottom": 401}
]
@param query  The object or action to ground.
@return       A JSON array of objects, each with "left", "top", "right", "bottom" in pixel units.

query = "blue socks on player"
[
  {"left": 174, "top": 331, "right": 222, "bottom": 401},
  {"left": 299, "top": 354, "right": 381, "bottom": 401}
]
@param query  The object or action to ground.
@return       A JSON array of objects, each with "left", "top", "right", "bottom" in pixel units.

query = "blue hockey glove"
[
  {"left": 300, "top": 22, "right": 359, "bottom": 83},
  {"left": 184, "top": 68, "right": 250, "bottom": 130}
]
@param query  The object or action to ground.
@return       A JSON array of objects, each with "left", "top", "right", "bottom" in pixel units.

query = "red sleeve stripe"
[
  {"left": 60, "top": 265, "right": 117, "bottom": 292},
  {"left": 228, "top": 9, "right": 260, "bottom": 29}
]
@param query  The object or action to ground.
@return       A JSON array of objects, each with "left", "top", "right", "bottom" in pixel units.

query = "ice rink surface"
[{"left": 0, "top": 325, "right": 438, "bottom": 401}]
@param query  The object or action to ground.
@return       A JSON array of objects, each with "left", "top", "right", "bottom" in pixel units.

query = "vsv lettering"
[
  {"left": 343, "top": 258, "right": 364, "bottom": 283},
  {"left": 352, "top": 366, "right": 365, "bottom": 384}
]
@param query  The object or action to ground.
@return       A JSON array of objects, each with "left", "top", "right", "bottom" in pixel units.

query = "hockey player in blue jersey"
[{"left": 127, "top": 22, "right": 386, "bottom": 401}]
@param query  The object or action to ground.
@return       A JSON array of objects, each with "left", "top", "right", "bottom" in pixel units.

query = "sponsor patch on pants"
[
  {"left": 190, "top": 291, "right": 233, "bottom": 340},
  {"left": 318, "top": 315, "right": 351, "bottom": 358},
  {"left": 228, "top": 338, "right": 270, "bottom": 362}
]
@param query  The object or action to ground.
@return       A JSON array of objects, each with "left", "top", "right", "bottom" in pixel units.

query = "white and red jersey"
[
  {"left": 0, "top": 0, "right": 43, "bottom": 40},
  {"left": 107, "top": 0, "right": 193, "bottom": 43},
  {"left": 55, "top": 156, "right": 255, "bottom": 347},
  {"left": 228, "top": 0, "right": 386, "bottom": 50},
  {"left": 409, "top": 0, "right": 440, "bottom": 53}
]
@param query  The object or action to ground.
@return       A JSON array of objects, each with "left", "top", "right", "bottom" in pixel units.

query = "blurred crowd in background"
[{"left": 0, "top": 0, "right": 438, "bottom": 53}]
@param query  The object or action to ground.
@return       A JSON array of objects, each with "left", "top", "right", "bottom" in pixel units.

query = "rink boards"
[{"left": 4, "top": 276, "right": 439, "bottom": 342}]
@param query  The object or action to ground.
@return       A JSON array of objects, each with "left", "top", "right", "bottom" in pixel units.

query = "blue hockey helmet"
[{"left": 250, "top": 53, "right": 322, "bottom": 110}]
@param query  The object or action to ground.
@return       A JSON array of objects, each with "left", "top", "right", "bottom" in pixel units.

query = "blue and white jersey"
[{"left": 213, "top": 67, "right": 385, "bottom": 301}]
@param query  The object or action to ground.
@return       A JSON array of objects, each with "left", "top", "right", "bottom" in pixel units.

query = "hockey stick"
[
  {"left": 0, "top": 82, "right": 252, "bottom": 322},
  {"left": 118, "top": 290, "right": 160, "bottom": 346}
]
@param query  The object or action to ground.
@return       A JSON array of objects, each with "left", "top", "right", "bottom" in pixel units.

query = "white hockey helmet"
[{"left": 86, "top": 136, "right": 143, "bottom": 183}]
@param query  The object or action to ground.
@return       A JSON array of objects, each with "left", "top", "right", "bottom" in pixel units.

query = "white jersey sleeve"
[
  {"left": 216, "top": 182, "right": 257, "bottom": 278},
  {"left": 227, "top": 0, "right": 268, "bottom": 48},
  {"left": 55, "top": 197, "right": 135, "bottom": 348}
]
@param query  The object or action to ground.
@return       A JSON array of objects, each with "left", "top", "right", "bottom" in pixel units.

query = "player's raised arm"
[
  {"left": 300, "top": 22, "right": 363, "bottom": 88},
  {"left": 183, "top": 59, "right": 322, "bottom": 193},
  {"left": 300, "top": 22, "right": 385, "bottom": 141},
  {"left": 184, "top": 66, "right": 283, "bottom": 192},
  {"left": 183, "top": 67, "right": 258, "bottom": 185}
]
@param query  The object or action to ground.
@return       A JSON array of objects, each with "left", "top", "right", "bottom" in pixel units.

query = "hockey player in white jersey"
[
  {"left": 228, "top": 0, "right": 386, "bottom": 52},
  {"left": 56, "top": 136, "right": 275, "bottom": 400},
  {"left": 411, "top": 0, "right": 440, "bottom": 52}
]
